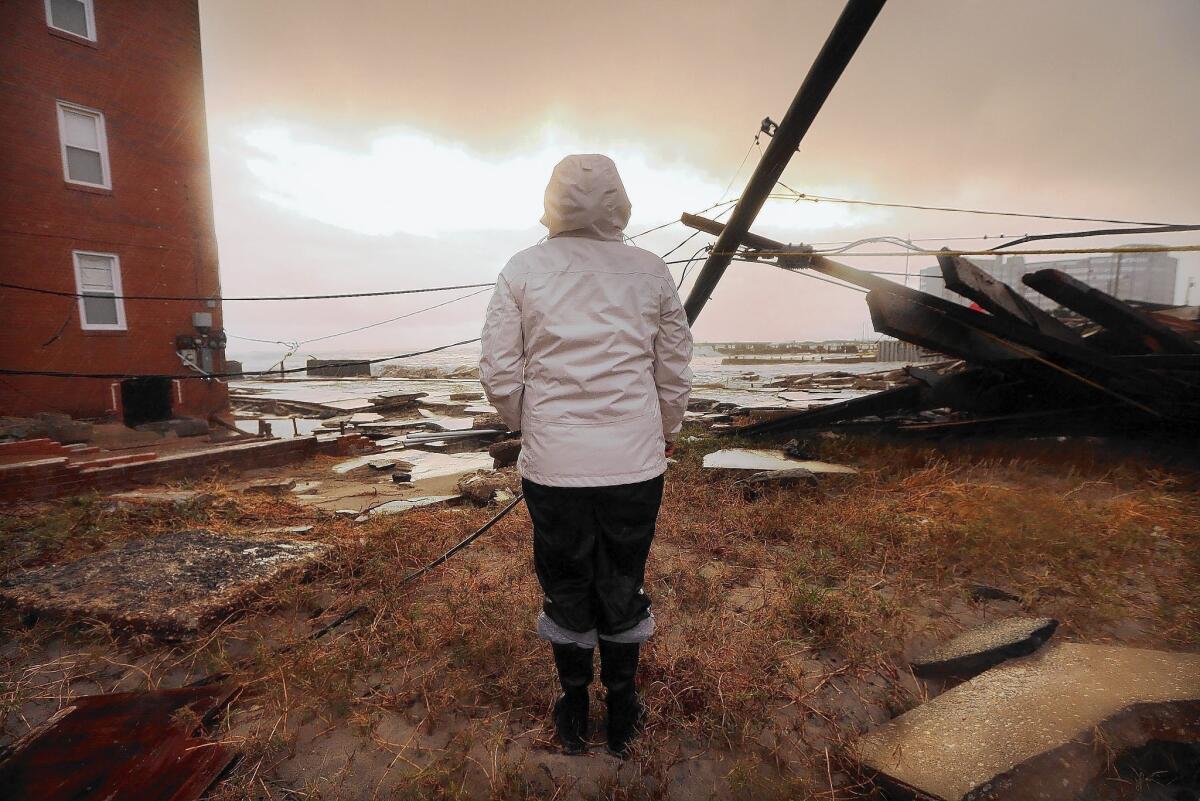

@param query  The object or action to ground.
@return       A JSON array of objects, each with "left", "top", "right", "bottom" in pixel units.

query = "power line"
[
  {"left": 677, "top": 245, "right": 711, "bottom": 291},
  {"left": 727, "top": 243, "right": 1200, "bottom": 258},
  {"left": 989, "top": 223, "right": 1200, "bottom": 251},
  {"left": 768, "top": 189, "right": 1190, "bottom": 227},
  {"left": 0, "top": 338, "right": 482, "bottom": 381},
  {"left": 627, "top": 199, "right": 739, "bottom": 241},
  {"left": 0, "top": 280, "right": 495, "bottom": 303},
  {"left": 229, "top": 287, "right": 493, "bottom": 348},
  {"left": 730, "top": 256, "right": 868, "bottom": 294}
]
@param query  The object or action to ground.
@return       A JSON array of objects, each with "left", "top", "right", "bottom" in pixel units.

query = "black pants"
[{"left": 524, "top": 474, "right": 664, "bottom": 640}]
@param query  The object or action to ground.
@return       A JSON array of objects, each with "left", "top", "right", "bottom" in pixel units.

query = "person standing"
[{"left": 479, "top": 154, "right": 693, "bottom": 756}]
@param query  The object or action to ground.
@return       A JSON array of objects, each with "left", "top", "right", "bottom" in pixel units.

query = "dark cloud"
[{"left": 199, "top": 0, "right": 1200, "bottom": 349}]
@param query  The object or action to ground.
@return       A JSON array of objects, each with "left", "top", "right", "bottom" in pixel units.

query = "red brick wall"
[{"left": 0, "top": 0, "right": 228, "bottom": 420}]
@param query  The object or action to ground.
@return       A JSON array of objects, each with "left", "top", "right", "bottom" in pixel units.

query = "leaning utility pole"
[{"left": 682, "top": 0, "right": 888, "bottom": 324}]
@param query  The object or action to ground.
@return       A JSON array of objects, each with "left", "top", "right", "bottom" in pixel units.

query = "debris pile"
[{"left": 683, "top": 214, "right": 1200, "bottom": 437}]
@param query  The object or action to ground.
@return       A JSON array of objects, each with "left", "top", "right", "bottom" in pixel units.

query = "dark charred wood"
[
  {"left": 937, "top": 252, "right": 1082, "bottom": 343},
  {"left": 1023, "top": 268, "right": 1200, "bottom": 355}
]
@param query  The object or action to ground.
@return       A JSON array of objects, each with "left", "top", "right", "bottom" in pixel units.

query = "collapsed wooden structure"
[{"left": 682, "top": 214, "right": 1200, "bottom": 436}]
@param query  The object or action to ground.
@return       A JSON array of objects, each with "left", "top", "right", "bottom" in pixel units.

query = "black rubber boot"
[
  {"left": 551, "top": 643, "right": 594, "bottom": 755},
  {"left": 599, "top": 639, "right": 645, "bottom": 757}
]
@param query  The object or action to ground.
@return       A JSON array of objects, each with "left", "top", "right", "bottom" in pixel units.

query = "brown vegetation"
[{"left": 1, "top": 431, "right": 1197, "bottom": 799}]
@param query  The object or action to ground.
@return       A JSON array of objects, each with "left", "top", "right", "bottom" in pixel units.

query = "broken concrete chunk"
[
  {"left": 782, "top": 438, "right": 819, "bottom": 460},
  {"left": 488, "top": 438, "right": 521, "bottom": 468},
  {"left": 735, "top": 467, "right": 819, "bottom": 493},
  {"left": 244, "top": 478, "right": 297, "bottom": 494},
  {"left": 37, "top": 412, "right": 94, "bottom": 444},
  {"left": 367, "top": 457, "right": 415, "bottom": 471},
  {"left": 107, "top": 489, "right": 214, "bottom": 510},
  {"left": 367, "top": 495, "right": 459, "bottom": 516},
  {"left": 291, "top": 480, "right": 322, "bottom": 495},
  {"left": 702, "top": 448, "right": 859, "bottom": 475},
  {"left": 255, "top": 525, "right": 314, "bottom": 535},
  {"left": 0, "top": 530, "right": 330, "bottom": 637},
  {"left": 457, "top": 470, "right": 515, "bottom": 505},
  {"left": 856, "top": 643, "right": 1200, "bottom": 801},
  {"left": 911, "top": 616, "right": 1058, "bottom": 678}
]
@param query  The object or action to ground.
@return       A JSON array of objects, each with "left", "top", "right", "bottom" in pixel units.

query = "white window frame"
[
  {"left": 56, "top": 101, "right": 111, "bottom": 189},
  {"left": 72, "top": 250, "right": 127, "bottom": 331},
  {"left": 44, "top": 0, "right": 96, "bottom": 42}
]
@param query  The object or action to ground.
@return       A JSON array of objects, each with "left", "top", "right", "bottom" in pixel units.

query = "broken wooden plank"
[
  {"left": 867, "top": 290, "right": 1031, "bottom": 367},
  {"left": 683, "top": 214, "right": 1190, "bottom": 401},
  {"left": 867, "top": 289, "right": 1189, "bottom": 415},
  {"left": 0, "top": 684, "right": 238, "bottom": 801},
  {"left": 936, "top": 252, "right": 1081, "bottom": 342},
  {"left": 1023, "top": 268, "right": 1200, "bottom": 355}
]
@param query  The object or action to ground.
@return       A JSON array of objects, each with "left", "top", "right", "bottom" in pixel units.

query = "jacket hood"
[{"left": 540, "top": 154, "right": 632, "bottom": 241}]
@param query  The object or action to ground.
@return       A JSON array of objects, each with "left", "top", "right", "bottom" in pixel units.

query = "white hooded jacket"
[{"left": 479, "top": 154, "right": 693, "bottom": 487}]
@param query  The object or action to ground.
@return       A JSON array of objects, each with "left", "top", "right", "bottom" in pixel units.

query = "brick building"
[{"left": 0, "top": 0, "right": 228, "bottom": 425}]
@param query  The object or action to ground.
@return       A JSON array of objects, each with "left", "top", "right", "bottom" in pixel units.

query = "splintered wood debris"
[
  {"left": 0, "top": 684, "right": 238, "bottom": 801},
  {"left": 0, "top": 529, "right": 331, "bottom": 637}
]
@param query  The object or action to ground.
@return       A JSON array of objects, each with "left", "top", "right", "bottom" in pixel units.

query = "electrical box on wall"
[{"left": 192, "top": 312, "right": 213, "bottom": 330}]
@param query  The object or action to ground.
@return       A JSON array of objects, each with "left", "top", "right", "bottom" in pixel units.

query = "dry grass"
[{"left": 1, "top": 431, "right": 1197, "bottom": 799}]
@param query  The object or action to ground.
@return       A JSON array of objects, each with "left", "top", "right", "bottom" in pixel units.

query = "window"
[
  {"left": 56, "top": 102, "right": 110, "bottom": 188},
  {"left": 45, "top": 0, "right": 95, "bottom": 41},
  {"left": 73, "top": 251, "right": 126, "bottom": 330}
]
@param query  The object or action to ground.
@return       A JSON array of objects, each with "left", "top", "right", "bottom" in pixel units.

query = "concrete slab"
[
  {"left": 366, "top": 495, "right": 460, "bottom": 516},
  {"left": 0, "top": 530, "right": 331, "bottom": 637},
  {"left": 701, "top": 448, "right": 859, "bottom": 475},
  {"left": 911, "top": 616, "right": 1058, "bottom": 678},
  {"left": 106, "top": 489, "right": 214, "bottom": 510},
  {"left": 856, "top": 643, "right": 1200, "bottom": 801}
]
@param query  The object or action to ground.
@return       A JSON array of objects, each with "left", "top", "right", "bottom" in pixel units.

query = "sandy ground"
[{"left": 1, "top": 431, "right": 1197, "bottom": 799}]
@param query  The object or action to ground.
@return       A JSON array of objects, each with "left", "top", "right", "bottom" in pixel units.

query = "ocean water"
[{"left": 230, "top": 343, "right": 905, "bottom": 385}]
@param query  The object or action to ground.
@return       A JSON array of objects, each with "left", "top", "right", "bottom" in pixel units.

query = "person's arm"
[
  {"left": 653, "top": 277, "right": 693, "bottom": 444},
  {"left": 479, "top": 275, "right": 525, "bottom": 432}
]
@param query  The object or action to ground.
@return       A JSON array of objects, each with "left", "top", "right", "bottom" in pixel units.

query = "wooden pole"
[{"left": 682, "top": 0, "right": 887, "bottom": 325}]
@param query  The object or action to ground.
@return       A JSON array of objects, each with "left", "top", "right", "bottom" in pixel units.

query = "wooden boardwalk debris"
[
  {"left": 0, "top": 684, "right": 238, "bottom": 801},
  {"left": 679, "top": 213, "right": 1200, "bottom": 437},
  {"left": 855, "top": 643, "right": 1200, "bottom": 801},
  {"left": 0, "top": 530, "right": 331, "bottom": 637},
  {"left": 1024, "top": 268, "right": 1200, "bottom": 355},
  {"left": 937, "top": 252, "right": 1081, "bottom": 342}
]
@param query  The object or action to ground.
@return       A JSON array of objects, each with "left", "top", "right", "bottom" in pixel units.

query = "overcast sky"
[{"left": 197, "top": 0, "right": 1200, "bottom": 360}]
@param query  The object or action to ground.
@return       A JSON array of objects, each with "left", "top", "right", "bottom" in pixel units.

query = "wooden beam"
[
  {"left": 1023, "top": 268, "right": 1200, "bottom": 355},
  {"left": 680, "top": 213, "right": 1190, "bottom": 403},
  {"left": 936, "top": 252, "right": 1081, "bottom": 343},
  {"left": 867, "top": 290, "right": 1024, "bottom": 366}
]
